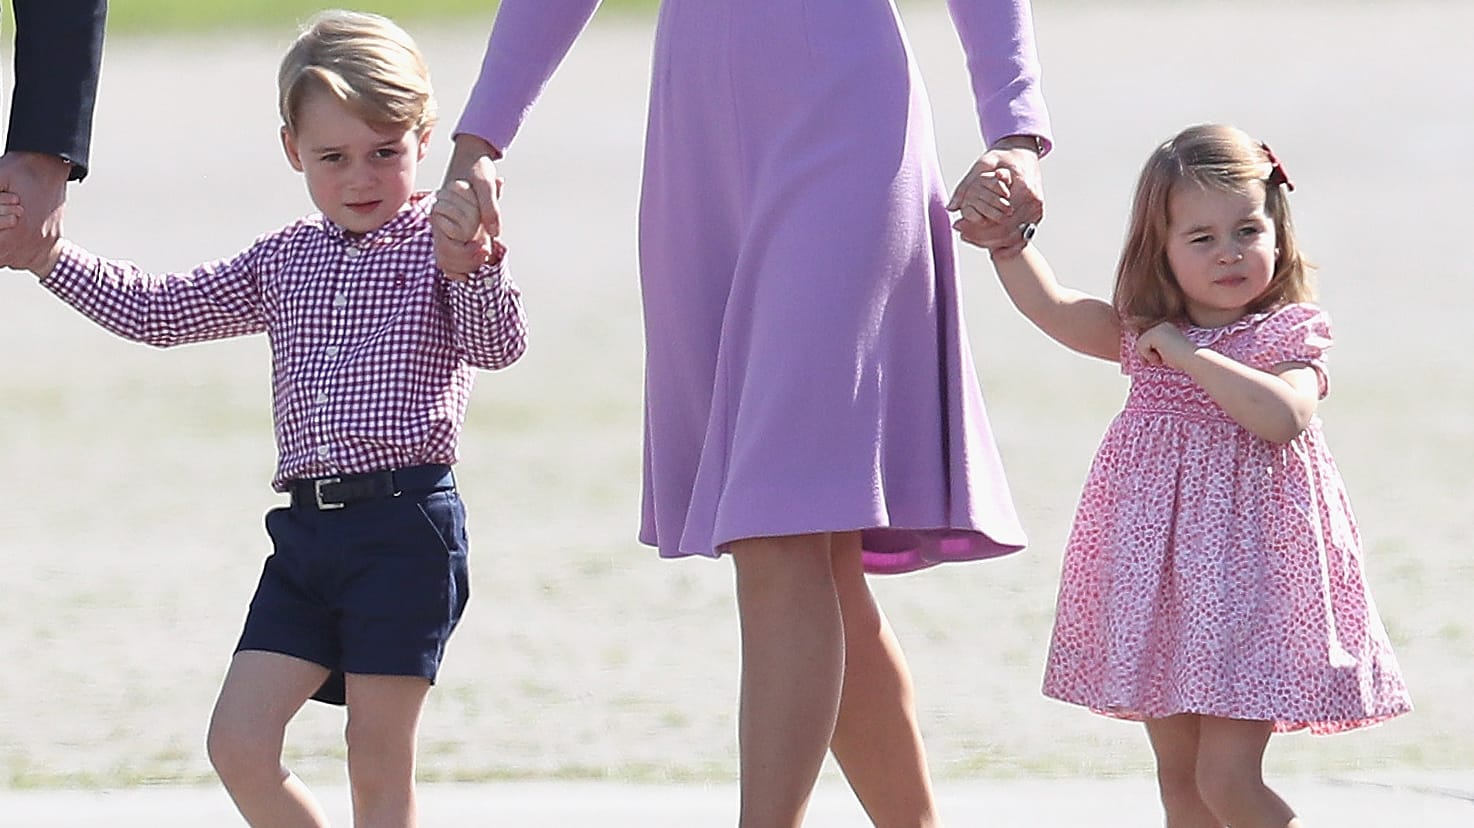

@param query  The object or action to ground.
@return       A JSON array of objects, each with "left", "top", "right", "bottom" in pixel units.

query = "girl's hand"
[
  {"left": 949, "top": 166, "right": 1013, "bottom": 225},
  {"left": 432, "top": 180, "right": 500, "bottom": 281},
  {"left": 1136, "top": 321, "right": 1196, "bottom": 368}
]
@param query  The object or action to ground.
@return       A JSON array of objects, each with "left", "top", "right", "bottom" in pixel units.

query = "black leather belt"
[{"left": 287, "top": 464, "right": 455, "bottom": 511}]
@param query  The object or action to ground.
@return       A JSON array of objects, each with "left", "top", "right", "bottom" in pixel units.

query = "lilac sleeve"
[
  {"left": 453, "top": 0, "right": 604, "bottom": 154},
  {"left": 945, "top": 0, "right": 1053, "bottom": 153}
]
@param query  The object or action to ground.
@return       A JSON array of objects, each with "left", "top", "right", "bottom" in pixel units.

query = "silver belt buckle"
[{"left": 314, "top": 477, "right": 344, "bottom": 510}]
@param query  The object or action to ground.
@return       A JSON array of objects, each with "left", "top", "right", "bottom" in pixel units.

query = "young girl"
[
  {"left": 3, "top": 11, "right": 522, "bottom": 826},
  {"left": 981, "top": 124, "right": 1411, "bottom": 827}
]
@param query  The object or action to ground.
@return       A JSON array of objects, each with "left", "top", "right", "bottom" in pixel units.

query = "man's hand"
[{"left": 0, "top": 151, "right": 72, "bottom": 275}]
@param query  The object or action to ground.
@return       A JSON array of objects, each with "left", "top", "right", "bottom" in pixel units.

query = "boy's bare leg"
[
  {"left": 207, "top": 650, "right": 332, "bottom": 828},
  {"left": 827, "top": 533, "right": 940, "bottom": 828},
  {"left": 343, "top": 673, "right": 432, "bottom": 828},
  {"left": 730, "top": 533, "right": 845, "bottom": 828}
]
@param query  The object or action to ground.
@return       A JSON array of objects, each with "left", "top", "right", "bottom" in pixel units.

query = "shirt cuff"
[
  {"left": 39, "top": 239, "right": 96, "bottom": 290},
  {"left": 446, "top": 256, "right": 509, "bottom": 302}
]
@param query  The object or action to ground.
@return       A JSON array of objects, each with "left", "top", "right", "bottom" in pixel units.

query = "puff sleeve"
[{"left": 1252, "top": 303, "right": 1334, "bottom": 398}]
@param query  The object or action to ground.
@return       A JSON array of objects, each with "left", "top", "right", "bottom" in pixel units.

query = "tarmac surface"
[
  {"left": 3, "top": 4, "right": 1472, "bottom": 827},
  {"left": 2, "top": 773, "right": 1471, "bottom": 826}
]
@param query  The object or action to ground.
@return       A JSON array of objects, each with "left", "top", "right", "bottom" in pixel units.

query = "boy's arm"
[
  {"left": 443, "top": 254, "right": 528, "bottom": 371},
  {"left": 39, "top": 240, "right": 269, "bottom": 348},
  {"left": 991, "top": 245, "right": 1121, "bottom": 361}
]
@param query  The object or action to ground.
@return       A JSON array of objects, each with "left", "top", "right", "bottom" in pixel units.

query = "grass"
[{"left": 21, "top": 1, "right": 660, "bottom": 36}]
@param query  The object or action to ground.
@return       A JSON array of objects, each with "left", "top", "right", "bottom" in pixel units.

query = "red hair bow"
[{"left": 1260, "top": 142, "right": 1295, "bottom": 192}]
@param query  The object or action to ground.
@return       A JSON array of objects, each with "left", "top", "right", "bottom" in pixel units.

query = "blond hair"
[
  {"left": 1112, "top": 124, "right": 1313, "bottom": 329},
  {"left": 278, "top": 10, "right": 435, "bottom": 135}
]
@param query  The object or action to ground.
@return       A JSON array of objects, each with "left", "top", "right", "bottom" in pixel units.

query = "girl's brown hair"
[{"left": 1112, "top": 124, "right": 1312, "bottom": 329}]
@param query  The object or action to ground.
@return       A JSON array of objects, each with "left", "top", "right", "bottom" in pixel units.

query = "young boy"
[{"left": 4, "top": 11, "right": 523, "bottom": 825}]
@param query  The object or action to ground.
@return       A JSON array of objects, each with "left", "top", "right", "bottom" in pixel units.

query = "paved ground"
[
  {"left": 3, "top": 3, "right": 1471, "bottom": 826},
  {"left": 2, "top": 774, "right": 1471, "bottom": 826}
]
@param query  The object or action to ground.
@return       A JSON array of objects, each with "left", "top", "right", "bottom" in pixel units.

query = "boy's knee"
[
  {"left": 206, "top": 719, "right": 279, "bottom": 782},
  {"left": 344, "top": 720, "right": 413, "bottom": 785}
]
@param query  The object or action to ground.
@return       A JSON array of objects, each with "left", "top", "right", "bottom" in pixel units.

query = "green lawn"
[{"left": 10, "top": 1, "right": 657, "bottom": 36}]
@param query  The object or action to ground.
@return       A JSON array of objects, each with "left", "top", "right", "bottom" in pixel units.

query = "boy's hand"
[
  {"left": 0, "top": 191, "right": 21, "bottom": 231},
  {"left": 434, "top": 135, "right": 503, "bottom": 280},
  {"left": 0, "top": 189, "right": 61, "bottom": 277},
  {"left": 432, "top": 179, "right": 501, "bottom": 281},
  {"left": 0, "top": 151, "right": 70, "bottom": 275}
]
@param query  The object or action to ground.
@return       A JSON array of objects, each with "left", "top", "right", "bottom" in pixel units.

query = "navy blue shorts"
[{"left": 235, "top": 473, "right": 470, "bottom": 705}]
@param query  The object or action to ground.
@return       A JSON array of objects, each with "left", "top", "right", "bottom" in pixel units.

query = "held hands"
[
  {"left": 0, "top": 151, "right": 71, "bottom": 276},
  {"left": 1136, "top": 321, "right": 1197, "bottom": 369},
  {"left": 433, "top": 135, "right": 504, "bottom": 281},
  {"left": 948, "top": 142, "right": 1045, "bottom": 259},
  {"left": 0, "top": 192, "right": 19, "bottom": 230},
  {"left": 431, "top": 178, "right": 504, "bottom": 280}
]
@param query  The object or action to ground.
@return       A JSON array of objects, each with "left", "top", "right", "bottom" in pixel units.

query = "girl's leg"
[
  {"left": 1195, "top": 716, "right": 1301, "bottom": 828},
  {"left": 206, "top": 650, "right": 333, "bottom": 828},
  {"left": 827, "top": 533, "right": 939, "bottom": 828},
  {"left": 730, "top": 532, "right": 846, "bottom": 828},
  {"left": 1144, "top": 715, "right": 1219, "bottom": 828},
  {"left": 343, "top": 673, "right": 433, "bottom": 828}
]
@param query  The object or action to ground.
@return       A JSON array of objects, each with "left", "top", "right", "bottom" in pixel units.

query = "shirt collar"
[{"left": 320, "top": 191, "right": 431, "bottom": 247}]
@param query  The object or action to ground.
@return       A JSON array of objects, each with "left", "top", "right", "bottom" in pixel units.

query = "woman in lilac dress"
[{"left": 437, "top": 1, "right": 1051, "bottom": 823}]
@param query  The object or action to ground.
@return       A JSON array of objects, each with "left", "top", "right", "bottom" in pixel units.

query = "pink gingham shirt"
[{"left": 41, "top": 192, "right": 527, "bottom": 490}]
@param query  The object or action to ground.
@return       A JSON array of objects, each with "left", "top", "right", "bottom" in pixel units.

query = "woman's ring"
[{"left": 1019, "top": 221, "right": 1038, "bottom": 242}]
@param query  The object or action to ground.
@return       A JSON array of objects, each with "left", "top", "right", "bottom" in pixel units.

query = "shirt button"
[
  {"left": 333, "top": 292, "right": 348, "bottom": 308},
  {"left": 315, "top": 392, "right": 329, "bottom": 405},
  {"left": 344, "top": 246, "right": 361, "bottom": 259},
  {"left": 316, "top": 445, "right": 330, "bottom": 458},
  {"left": 324, "top": 345, "right": 340, "bottom": 359}
]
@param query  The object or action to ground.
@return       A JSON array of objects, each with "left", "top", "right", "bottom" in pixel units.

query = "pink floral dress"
[{"left": 1042, "top": 303, "right": 1412, "bottom": 733}]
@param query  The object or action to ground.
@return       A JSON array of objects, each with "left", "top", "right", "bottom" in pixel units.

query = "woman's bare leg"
[
  {"left": 827, "top": 533, "right": 939, "bottom": 827},
  {"left": 730, "top": 533, "right": 845, "bottom": 828}
]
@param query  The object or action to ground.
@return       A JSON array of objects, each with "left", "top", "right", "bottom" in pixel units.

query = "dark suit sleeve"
[{"left": 6, "top": 0, "right": 108, "bottom": 181}]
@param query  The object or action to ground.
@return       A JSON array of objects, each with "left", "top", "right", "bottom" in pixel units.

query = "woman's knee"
[{"left": 731, "top": 533, "right": 835, "bottom": 589}]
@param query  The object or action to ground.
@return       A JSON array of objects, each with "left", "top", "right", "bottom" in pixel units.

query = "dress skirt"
[{"left": 635, "top": 0, "right": 1026, "bottom": 571}]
